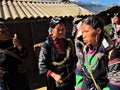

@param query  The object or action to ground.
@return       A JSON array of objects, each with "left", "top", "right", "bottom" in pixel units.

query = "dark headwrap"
[{"left": 49, "top": 16, "right": 66, "bottom": 28}]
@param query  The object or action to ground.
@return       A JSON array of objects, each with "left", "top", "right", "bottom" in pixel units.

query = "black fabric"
[
  {"left": 110, "top": 48, "right": 120, "bottom": 60},
  {"left": 0, "top": 39, "right": 13, "bottom": 49},
  {"left": 0, "top": 39, "right": 30, "bottom": 90},
  {"left": 43, "top": 36, "right": 76, "bottom": 90},
  {"left": 82, "top": 42, "right": 109, "bottom": 90}
]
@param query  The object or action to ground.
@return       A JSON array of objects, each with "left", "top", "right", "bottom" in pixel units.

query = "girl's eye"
[
  {"left": 58, "top": 28, "right": 65, "bottom": 32},
  {"left": 84, "top": 30, "right": 89, "bottom": 33}
]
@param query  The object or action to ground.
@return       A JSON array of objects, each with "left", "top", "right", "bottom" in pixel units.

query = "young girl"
[
  {"left": 74, "top": 21, "right": 84, "bottom": 90},
  {"left": 38, "top": 17, "right": 77, "bottom": 90},
  {"left": 80, "top": 16, "right": 114, "bottom": 90}
]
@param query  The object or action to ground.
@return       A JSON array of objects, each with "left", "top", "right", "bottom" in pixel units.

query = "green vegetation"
[{"left": 104, "top": 24, "right": 112, "bottom": 36}]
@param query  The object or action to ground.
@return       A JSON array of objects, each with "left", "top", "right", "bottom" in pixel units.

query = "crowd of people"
[
  {"left": 74, "top": 15, "right": 120, "bottom": 90},
  {"left": 38, "top": 15, "right": 120, "bottom": 90},
  {"left": 0, "top": 13, "right": 120, "bottom": 90},
  {"left": 38, "top": 17, "right": 77, "bottom": 90}
]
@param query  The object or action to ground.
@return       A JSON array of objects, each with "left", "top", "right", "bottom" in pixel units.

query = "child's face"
[
  {"left": 113, "top": 16, "right": 119, "bottom": 24},
  {"left": 51, "top": 23, "right": 66, "bottom": 38},
  {"left": 81, "top": 23, "right": 100, "bottom": 47}
]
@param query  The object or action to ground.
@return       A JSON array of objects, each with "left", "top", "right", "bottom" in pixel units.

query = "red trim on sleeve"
[{"left": 47, "top": 70, "right": 52, "bottom": 77}]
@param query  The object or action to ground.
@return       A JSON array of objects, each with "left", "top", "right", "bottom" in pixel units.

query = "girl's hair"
[
  {"left": 82, "top": 15, "right": 104, "bottom": 31},
  {"left": 0, "top": 22, "right": 8, "bottom": 33},
  {"left": 49, "top": 16, "right": 65, "bottom": 28},
  {"left": 82, "top": 15, "right": 106, "bottom": 41}
]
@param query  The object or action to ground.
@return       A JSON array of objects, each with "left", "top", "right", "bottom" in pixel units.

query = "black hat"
[{"left": 49, "top": 16, "right": 65, "bottom": 28}]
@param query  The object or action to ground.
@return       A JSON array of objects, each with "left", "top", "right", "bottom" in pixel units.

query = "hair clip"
[
  {"left": 114, "top": 13, "right": 118, "bottom": 16},
  {"left": 51, "top": 17, "right": 61, "bottom": 24}
]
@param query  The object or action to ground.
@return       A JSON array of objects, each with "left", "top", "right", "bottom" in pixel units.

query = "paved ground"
[{"left": 35, "top": 87, "right": 47, "bottom": 90}]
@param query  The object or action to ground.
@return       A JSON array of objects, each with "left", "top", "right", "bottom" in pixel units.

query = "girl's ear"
[{"left": 96, "top": 28, "right": 102, "bottom": 35}]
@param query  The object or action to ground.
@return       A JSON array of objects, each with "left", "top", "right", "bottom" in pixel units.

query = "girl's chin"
[{"left": 85, "top": 43, "right": 90, "bottom": 46}]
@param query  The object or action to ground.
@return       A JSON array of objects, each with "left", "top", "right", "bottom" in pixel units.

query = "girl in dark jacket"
[
  {"left": 38, "top": 17, "right": 77, "bottom": 90},
  {"left": 79, "top": 16, "right": 114, "bottom": 90}
]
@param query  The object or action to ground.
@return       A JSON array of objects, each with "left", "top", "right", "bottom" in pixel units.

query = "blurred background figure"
[
  {"left": 71, "top": 16, "right": 82, "bottom": 44},
  {"left": 0, "top": 19, "right": 30, "bottom": 90},
  {"left": 110, "top": 13, "right": 120, "bottom": 48},
  {"left": 107, "top": 14, "right": 120, "bottom": 90},
  {"left": 74, "top": 21, "right": 84, "bottom": 90},
  {"left": 107, "top": 47, "right": 120, "bottom": 90}
]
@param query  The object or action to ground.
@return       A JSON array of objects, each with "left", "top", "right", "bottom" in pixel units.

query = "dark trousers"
[{"left": 107, "top": 83, "right": 120, "bottom": 90}]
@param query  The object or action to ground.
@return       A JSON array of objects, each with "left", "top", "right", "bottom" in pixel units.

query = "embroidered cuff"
[{"left": 47, "top": 70, "right": 52, "bottom": 77}]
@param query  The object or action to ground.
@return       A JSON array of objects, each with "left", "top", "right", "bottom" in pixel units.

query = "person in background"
[
  {"left": 107, "top": 14, "right": 120, "bottom": 89},
  {"left": 110, "top": 13, "right": 120, "bottom": 48},
  {"left": 0, "top": 19, "right": 29, "bottom": 90},
  {"left": 71, "top": 18, "right": 84, "bottom": 90},
  {"left": 71, "top": 16, "right": 82, "bottom": 44},
  {"left": 107, "top": 47, "right": 120, "bottom": 90},
  {"left": 80, "top": 16, "right": 115, "bottom": 90},
  {"left": 108, "top": 14, "right": 120, "bottom": 90},
  {"left": 74, "top": 21, "right": 84, "bottom": 90},
  {"left": 38, "top": 16, "right": 77, "bottom": 90}
]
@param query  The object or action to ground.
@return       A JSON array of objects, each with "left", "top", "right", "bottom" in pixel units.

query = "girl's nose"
[
  {"left": 82, "top": 33, "right": 85, "bottom": 38},
  {"left": 59, "top": 31, "right": 62, "bottom": 33}
]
